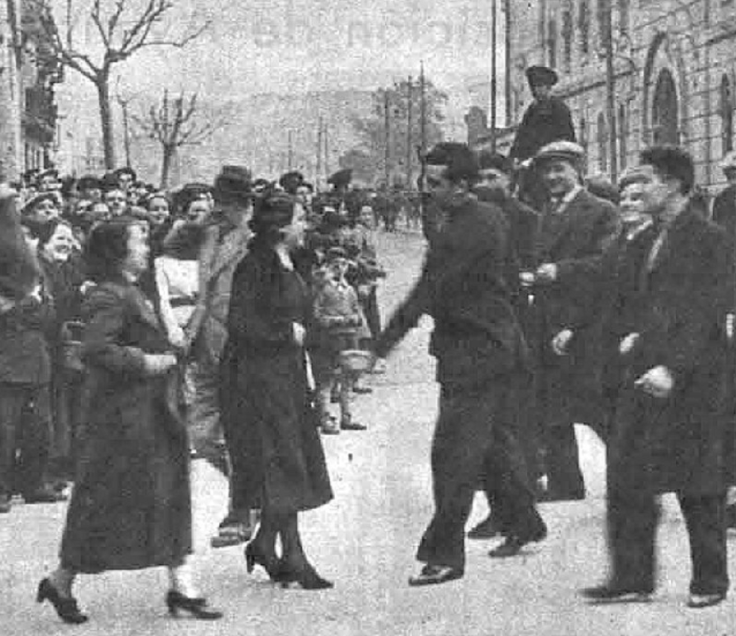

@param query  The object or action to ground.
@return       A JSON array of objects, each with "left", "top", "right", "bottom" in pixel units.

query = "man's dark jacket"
[
  {"left": 530, "top": 188, "right": 620, "bottom": 425},
  {"left": 374, "top": 193, "right": 529, "bottom": 387},
  {"left": 510, "top": 97, "right": 576, "bottom": 163},
  {"left": 604, "top": 204, "right": 734, "bottom": 495}
]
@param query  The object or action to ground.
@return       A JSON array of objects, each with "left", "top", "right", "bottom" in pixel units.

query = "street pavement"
[{"left": 2, "top": 229, "right": 735, "bottom": 636}]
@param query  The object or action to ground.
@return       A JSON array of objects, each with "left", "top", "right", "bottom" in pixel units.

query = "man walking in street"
[
  {"left": 373, "top": 142, "right": 546, "bottom": 586},
  {"left": 528, "top": 141, "right": 619, "bottom": 502},
  {"left": 583, "top": 146, "right": 733, "bottom": 609},
  {"left": 467, "top": 151, "right": 543, "bottom": 551}
]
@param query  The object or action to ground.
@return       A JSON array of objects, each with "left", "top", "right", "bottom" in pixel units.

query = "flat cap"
[
  {"left": 720, "top": 151, "right": 736, "bottom": 172},
  {"left": 534, "top": 140, "right": 585, "bottom": 165},
  {"left": 526, "top": 65, "right": 558, "bottom": 87}
]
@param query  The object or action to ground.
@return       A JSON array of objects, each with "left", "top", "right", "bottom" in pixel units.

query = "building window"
[
  {"left": 597, "top": 112, "right": 608, "bottom": 173},
  {"left": 579, "top": 116, "right": 589, "bottom": 160},
  {"left": 579, "top": 1, "right": 590, "bottom": 56},
  {"left": 720, "top": 75, "right": 734, "bottom": 155},
  {"left": 652, "top": 69, "right": 679, "bottom": 145},
  {"left": 617, "top": 0, "right": 630, "bottom": 36},
  {"left": 562, "top": 10, "right": 574, "bottom": 72},
  {"left": 618, "top": 103, "right": 628, "bottom": 170},
  {"left": 548, "top": 19, "right": 558, "bottom": 69}
]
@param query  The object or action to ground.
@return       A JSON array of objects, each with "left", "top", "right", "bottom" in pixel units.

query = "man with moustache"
[{"left": 528, "top": 141, "right": 619, "bottom": 502}]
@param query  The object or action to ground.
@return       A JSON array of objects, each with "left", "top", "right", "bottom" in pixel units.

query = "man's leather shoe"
[
  {"left": 488, "top": 521, "right": 547, "bottom": 557},
  {"left": 340, "top": 418, "right": 367, "bottom": 431},
  {"left": 467, "top": 515, "right": 502, "bottom": 539},
  {"left": 408, "top": 564, "right": 463, "bottom": 587},
  {"left": 581, "top": 584, "right": 653, "bottom": 603},
  {"left": 537, "top": 489, "right": 585, "bottom": 503},
  {"left": 352, "top": 384, "right": 373, "bottom": 395},
  {"left": 725, "top": 504, "right": 736, "bottom": 529},
  {"left": 687, "top": 592, "right": 726, "bottom": 609},
  {"left": 0, "top": 494, "right": 10, "bottom": 513},
  {"left": 23, "top": 487, "right": 67, "bottom": 503}
]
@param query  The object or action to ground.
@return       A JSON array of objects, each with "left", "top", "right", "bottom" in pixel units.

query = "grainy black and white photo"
[{"left": 0, "top": 0, "right": 735, "bottom": 634}]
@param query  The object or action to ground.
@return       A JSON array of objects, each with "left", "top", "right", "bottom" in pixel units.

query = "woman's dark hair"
[
  {"left": 248, "top": 190, "right": 295, "bottom": 244},
  {"left": 27, "top": 217, "right": 72, "bottom": 247},
  {"left": 84, "top": 217, "right": 137, "bottom": 282},
  {"left": 162, "top": 222, "right": 208, "bottom": 260},
  {"left": 639, "top": 145, "right": 695, "bottom": 195}
]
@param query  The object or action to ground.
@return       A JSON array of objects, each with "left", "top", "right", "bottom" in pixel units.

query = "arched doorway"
[{"left": 652, "top": 69, "right": 679, "bottom": 145}]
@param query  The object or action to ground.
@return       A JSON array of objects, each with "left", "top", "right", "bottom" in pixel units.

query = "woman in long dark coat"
[
  {"left": 37, "top": 218, "right": 221, "bottom": 624},
  {"left": 222, "top": 190, "right": 333, "bottom": 589}
]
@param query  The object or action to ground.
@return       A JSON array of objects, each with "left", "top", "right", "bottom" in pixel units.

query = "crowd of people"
[
  {"left": 1, "top": 60, "right": 735, "bottom": 626},
  {"left": 0, "top": 161, "right": 394, "bottom": 623}
]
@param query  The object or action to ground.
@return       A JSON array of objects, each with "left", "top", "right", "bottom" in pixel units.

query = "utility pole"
[
  {"left": 602, "top": 0, "right": 618, "bottom": 181},
  {"left": 490, "top": 0, "right": 497, "bottom": 152},
  {"left": 406, "top": 76, "right": 413, "bottom": 190},
  {"left": 384, "top": 89, "right": 390, "bottom": 187},
  {"left": 503, "top": 0, "right": 511, "bottom": 125},
  {"left": 316, "top": 116, "right": 322, "bottom": 190},
  {"left": 287, "top": 130, "right": 294, "bottom": 171},
  {"left": 419, "top": 62, "right": 427, "bottom": 189},
  {"left": 115, "top": 89, "right": 133, "bottom": 169},
  {"left": 324, "top": 124, "right": 330, "bottom": 178}
]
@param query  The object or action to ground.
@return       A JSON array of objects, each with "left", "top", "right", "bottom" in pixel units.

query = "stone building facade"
[
  {"left": 0, "top": 0, "right": 60, "bottom": 181},
  {"left": 496, "top": 0, "right": 736, "bottom": 191}
]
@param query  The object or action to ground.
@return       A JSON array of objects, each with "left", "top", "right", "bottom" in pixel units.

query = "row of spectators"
[{"left": 0, "top": 165, "right": 386, "bottom": 513}]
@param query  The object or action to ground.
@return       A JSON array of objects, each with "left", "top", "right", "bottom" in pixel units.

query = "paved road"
[{"left": 2, "top": 230, "right": 735, "bottom": 635}]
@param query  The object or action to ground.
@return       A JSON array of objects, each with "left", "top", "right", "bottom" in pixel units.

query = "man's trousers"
[
  {"left": 607, "top": 488, "right": 729, "bottom": 595},
  {"left": 0, "top": 383, "right": 51, "bottom": 498},
  {"left": 416, "top": 377, "right": 543, "bottom": 571}
]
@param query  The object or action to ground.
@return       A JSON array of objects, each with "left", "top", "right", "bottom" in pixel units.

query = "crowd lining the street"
[{"left": 0, "top": 62, "right": 734, "bottom": 626}]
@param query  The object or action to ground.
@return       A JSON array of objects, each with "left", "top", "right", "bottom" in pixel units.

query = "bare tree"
[
  {"left": 31, "top": 0, "right": 210, "bottom": 169},
  {"left": 133, "top": 89, "right": 223, "bottom": 188}
]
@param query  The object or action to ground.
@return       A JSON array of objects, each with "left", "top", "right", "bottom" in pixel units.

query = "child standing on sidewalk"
[{"left": 311, "top": 247, "right": 367, "bottom": 434}]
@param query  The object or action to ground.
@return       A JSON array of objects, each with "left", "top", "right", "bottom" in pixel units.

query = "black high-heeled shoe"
[
  {"left": 165, "top": 591, "right": 223, "bottom": 620},
  {"left": 244, "top": 541, "right": 281, "bottom": 581},
  {"left": 36, "top": 578, "right": 88, "bottom": 624},
  {"left": 277, "top": 561, "right": 334, "bottom": 590}
]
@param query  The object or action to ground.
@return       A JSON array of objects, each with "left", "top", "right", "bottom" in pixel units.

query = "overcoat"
[
  {"left": 530, "top": 188, "right": 620, "bottom": 426},
  {"left": 60, "top": 280, "right": 191, "bottom": 573},
  {"left": 220, "top": 242, "right": 333, "bottom": 514},
  {"left": 606, "top": 205, "right": 734, "bottom": 495},
  {"left": 509, "top": 97, "right": 576, "bottom": 163},
  {"left": 711, "top": 183, "right": 736, "bottom": 244},
  {"left": 191, "top": 219, "right": 250, "bottom": 365},
  {"left": 374, "top": 193, "right": 529, "bottom": 386}
]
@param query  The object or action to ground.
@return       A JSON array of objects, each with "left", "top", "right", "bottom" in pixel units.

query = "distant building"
[
  {"left": 470, "top": 0, "right": 736, "bottom": 190},
  {"left": 0, "top": 0, "right": 60, "bottom": 180}
]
